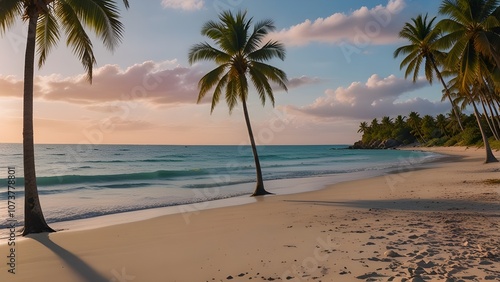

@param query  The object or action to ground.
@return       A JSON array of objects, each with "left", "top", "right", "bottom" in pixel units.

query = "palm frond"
[
  {"left": 249, "top": 67, "right": 274, "bottom": 107},
  {"left": 201, "top": 20, "right": 225, "bottom": 42},
  {"left": 248, "top": 40, "right": 286, "bottom": 62},
  {"left": 121, "top": 0, "right": 130, "bottom": 9},
  {"left": 0, "top": 0, "right": 22, "bottom": 33},
  {"left": 210, "top": 73, "right": 229, "bottom": 112},
  {"left": 237, "top": 70, "right": 249, "bottom": 102},
  {"left": 424, "top": 57, "right": 434, "bottom": 83},
  {"left": 460, "top": 43, "right": 480, "bottom": 89},
  {"left": 36, "top": 12, "right": 60, "bottom": 68},
  {"left": 474, "top": 31, "right": 494, "bottom": 58},
  {"left": 399, "top": 24, "right": 421, "bottom": 44},
  {"left": 393, "top": 44, "right": 417, "bottom": 58},
  {"left": 225, "top": 75, "right": 238, "bottom": 113},
  {"left": 216, "top": 10, "right": 250, "bottom": 54},
  {"left": 64, "top": 0, "right": 125, "bottom": 51},
  {"left": 56, "top": 1, "right": 96, "bottom": 81},
  {"left": 479, "top": 0, "right": 499, "bottom": 21},
  {"left": 197, "top": 64, "right": 228, "bottom": 103},
  {"left": 188, "top": 42, "right": 230, "bottom": 64},
  {"left": 244, "top": 19, "right": 275, "bottom": 54},
  {"left": 401, "top": 55, "right": 418, "bottom": 81},
  {"left": 439, "top": 0, "right": 472, "bottom": 24},
  {"left": 443, "top": 33, "right": 467, "bottom": 67},
  {"left": 250, "top": 61, "right": 288, "bottom": 92}
]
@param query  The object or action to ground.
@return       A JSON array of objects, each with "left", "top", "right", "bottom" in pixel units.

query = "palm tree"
[
  {"left": 446, "top": 109, "right": 462, "bottom": 135},
  {"left": 381, "top": 116, "right": 393, "bottom": 127},
  {"left": 188, "top": 10, "right": 288, "bottom": 196},
  {"left": 357, "top": 121, "right": 369, "bottom": 134},
  {"left": 436, "top": 113, "right": 449, "bottom": 136},
  {"left": 370, "top": 118, "right": 379, "bottom": 130},
  {"left": 407, "top": 111, "right": 426, "bottom": 143},
  {"left": 394, "top": 13, "right": 464, "bottom": 131},
  {"left": 394, "top": 115, "right": 406, "bottom": 128},
  {"left": 0, "top": 0, "right": 129, "bottom": 235},
  {"left": 437, "top": 0, "right": 500, "bottom": 163}
]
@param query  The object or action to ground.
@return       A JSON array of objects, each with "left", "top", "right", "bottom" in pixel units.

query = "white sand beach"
[{"left": 1, "top": 147, "right": 499, "bottom": 282}]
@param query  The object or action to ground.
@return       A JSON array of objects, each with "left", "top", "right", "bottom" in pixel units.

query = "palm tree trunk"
[
  {"left": 22, "top": 6, "right": 55, "bottom": 235},
  {"left": 470, "top": 99, "right": 498, "bottom": 163},
  {"left": 241, "top": 99, "right": 272, "bottom": 196},
  {"left": 485, "top": 92, "right": 500, "bottom": 138},
  {"left": 430, "top": 57, "right": 464, "bottom": 131},
  {"left": 479, "top": 95, "right": 499, "bottom": 140}
]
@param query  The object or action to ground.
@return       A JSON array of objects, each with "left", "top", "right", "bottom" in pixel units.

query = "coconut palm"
[
  {"left": 436, "top": 113, "right": 449, "bottom": 136},
  {"left": 358, "top": 121, "right": 369, "bottom": 134},
  {"left": 0, "top": 0, "right": 129, "bottom": 235},
  {"left": 394, "top": 13, "right": 464, "bottom": 131},
  {"left": 437, "top": 0, "right": 500, "bottom": 87},
  {"left": 381, "top": 116, "right": 393, "bottom": 127},
  {"left": 407, "top": 111, "right": 426, "bottom": 143},
  {"left": 437, "top": 0, "right": 500, "bottom": 163},
  {"left": 394, "top": 115, "right": 406, "bottom": 128},
  {"left": 370, "top": 118, "right": 379, "bottom": 130},
  {"left": 188, "top": 10, "right": 288, "bottom": 196}
]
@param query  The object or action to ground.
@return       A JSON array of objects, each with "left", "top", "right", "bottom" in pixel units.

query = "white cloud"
[
  {"left": 270, "top": 0, "right": 407, "bottom": 47},
  {"left": 161, "top": 0, "right": 204, "bottom": 11},
  {"left": 285, "top": 74, "right": 450, "bottom": 120}
]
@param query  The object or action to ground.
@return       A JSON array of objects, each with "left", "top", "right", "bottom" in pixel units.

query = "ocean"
[{"left": 0, "top": 144, "right": 441, "bottom": 238}]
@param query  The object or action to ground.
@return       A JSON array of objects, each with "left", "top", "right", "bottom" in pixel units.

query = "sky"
[{"left": 0, "top": 0, "right": 452, "bottom": 145}]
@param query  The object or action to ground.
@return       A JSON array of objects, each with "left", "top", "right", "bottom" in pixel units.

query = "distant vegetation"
[{"left": 354, "top": 111, "right": 500, "bottom": 150}]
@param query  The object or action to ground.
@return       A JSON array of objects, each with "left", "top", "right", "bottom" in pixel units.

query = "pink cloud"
[
  {"left": 19, "top": 60, "right": 204, "bottom": 106},
  {"left": 0, "top": 61, "right": 317, "bottom": 108},
  {"left": 270, "top": 0, "right": 407, "bottom": 47},
  {"left": 285, "top": 74, "right": 450, "bottom": 120}
]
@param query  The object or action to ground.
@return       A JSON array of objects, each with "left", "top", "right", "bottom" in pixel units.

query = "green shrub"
[{"left": 459, "top": 127, "right": 481, "bottom": 146}]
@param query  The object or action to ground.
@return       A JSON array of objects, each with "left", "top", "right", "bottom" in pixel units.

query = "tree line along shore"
[{"left": 351, "top": 111, "right": 500, "bottom": 150}]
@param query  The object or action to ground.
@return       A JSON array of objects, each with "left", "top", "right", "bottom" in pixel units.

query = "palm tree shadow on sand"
[{"left": 29, "top": 234, "right": 109, "bottom": 282}]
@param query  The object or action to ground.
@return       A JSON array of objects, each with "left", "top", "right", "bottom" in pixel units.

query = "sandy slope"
[{"left": 0, "top": 147, "right": 499, "bottom": 282}]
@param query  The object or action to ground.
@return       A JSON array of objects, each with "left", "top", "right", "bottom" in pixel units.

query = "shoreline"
[
  {"left": 0, "top": 149, "right": 443, "bottom": 243},
  {"left": 1, "top": 146, "right": 499, "bottom": 281}
]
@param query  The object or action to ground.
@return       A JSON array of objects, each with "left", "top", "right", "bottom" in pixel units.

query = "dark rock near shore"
[{"left": 349, "top": 138, "right": 402, "bottom": 149}]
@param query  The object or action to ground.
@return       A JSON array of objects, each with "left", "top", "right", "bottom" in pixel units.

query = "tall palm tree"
[
  {"left": 394, "top": 13, "right": 464, "bottom": 131},
  {"left": 188, "top": 10, "right": 288, "bottom": 196},
  {"left": 0, "top": 0, "right": 129, "bottom": 235},
  {"left": 437, "top": 0, "right": 500, "bottom": 163}
]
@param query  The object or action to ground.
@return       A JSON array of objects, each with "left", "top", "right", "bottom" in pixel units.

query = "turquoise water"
[{"left": 0, "top": 144, "right": 440, "bottom": 231}]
